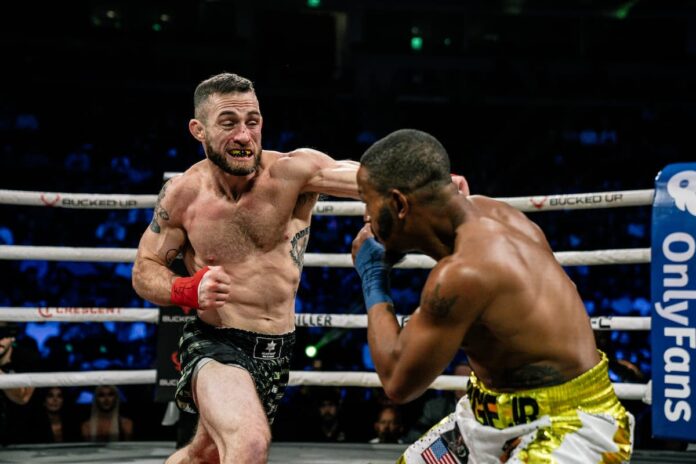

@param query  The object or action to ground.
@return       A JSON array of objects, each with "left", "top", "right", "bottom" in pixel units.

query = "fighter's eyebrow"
[
  {"left": 218, "top": 110, "right": 261, "bottom": 118},
  {"left": 217, "top": 110, "right": 240, "bottom": 118}
]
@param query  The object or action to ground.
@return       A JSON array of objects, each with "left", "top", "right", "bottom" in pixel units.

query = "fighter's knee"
[
  {"left": 178, "top": 436, "right": 220, "bottom": 464},
  {"left": 221, "top": 425, "right": 270, "bottom": 463},
  {"left": 244, "top": 435, "right": 270, "bottom": 461},
  {"left": 240, "top": 424, "right": 271, "bottom": 453}
]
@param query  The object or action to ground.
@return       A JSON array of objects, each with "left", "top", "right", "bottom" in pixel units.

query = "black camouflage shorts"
[{"left": 175, "top": 318, "right": 295, "bottom": 424}]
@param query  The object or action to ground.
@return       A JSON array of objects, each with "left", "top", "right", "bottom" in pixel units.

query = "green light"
[
  {"left": 152, "top": 23, "right": 162, "bottom": 32},
  {"left": 99, "top": 345, "right": 107, "bottom": 354},
  {"left": 411, "top": 36, "right": 423, "bottom": 51},
  {"left": 614, "top": 0, "right": 638, "bottom": 20},
  {"left": 444, "top": 38, "right": 452, "bottom": 46},
  {"left": 65, "top": 344, "right": 73, "bottom": 353},
  {"left": 305, "top": 345, "right": 318, "bottom": 358},
  {"left": 307, "top": 0, "right": 321, "bottom": 8}
]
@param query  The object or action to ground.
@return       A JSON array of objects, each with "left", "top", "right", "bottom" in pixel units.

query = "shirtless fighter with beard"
[{"left": 132, "top": 73, "right": 360, "bottom": 464}]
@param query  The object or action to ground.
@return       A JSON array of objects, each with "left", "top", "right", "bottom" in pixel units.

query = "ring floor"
[{"left": 0, "top": 442, "right": 694, "bottom": 463}]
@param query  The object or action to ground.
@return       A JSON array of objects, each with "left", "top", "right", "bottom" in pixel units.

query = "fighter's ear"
[
  {"left": 391, "top": 189, "right": 410, "bottom": 219},
  {"left": 451, "top": 174, "right": 469, "bottom": 195},
  {"left": 189, "top": 119, "right": 206, "bottom": 142}
]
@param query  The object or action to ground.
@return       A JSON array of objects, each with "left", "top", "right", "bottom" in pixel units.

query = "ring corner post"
[{"left": 650, "top": 162, "right": 696, "bottom": 443}]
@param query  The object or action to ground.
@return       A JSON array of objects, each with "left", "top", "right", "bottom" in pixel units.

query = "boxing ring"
[{"left": 0, "top": 183, "right": 694, "bottom": 463}]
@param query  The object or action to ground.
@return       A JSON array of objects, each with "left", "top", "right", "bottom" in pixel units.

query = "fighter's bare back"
[{"left": 448, "top": 195, "right": 600, "bottom": 390}]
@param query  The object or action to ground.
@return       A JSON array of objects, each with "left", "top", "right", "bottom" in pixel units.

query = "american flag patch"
[{"left": 421, "top": 437, "right": 458, "bottom": 464}]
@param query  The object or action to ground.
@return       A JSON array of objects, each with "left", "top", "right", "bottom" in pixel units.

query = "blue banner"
[{"left": 651, "top": 163, "right": 696, "bottom": 441}]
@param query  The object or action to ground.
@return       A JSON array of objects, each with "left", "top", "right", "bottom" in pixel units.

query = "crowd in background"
[
  {"left": 1, "top": 0, "right": 694, "bottom": 451},
  {"left": 0, "top": 99, "right": 671, "bottom": 448}
]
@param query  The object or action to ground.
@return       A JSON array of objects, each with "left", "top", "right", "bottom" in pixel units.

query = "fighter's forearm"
[
  {"left": 367, "top": 304, "right": 404, "bottom": 394},
  {"left": 131, "top": 257, "right": 178, "bottom": 307}
]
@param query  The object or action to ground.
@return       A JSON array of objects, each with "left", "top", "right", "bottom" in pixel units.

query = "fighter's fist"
[
  {"left": 351, "top": 224, "right": 394, "bottom": 312},
  {"left": 351, "top": 224, "right": 376, "bottom": 265},
  {"left": 170, "top": 265, "right": 232, "bottom": 311},
  {"left": 197, "top": 266, "right": 232, "bottom": 311}
]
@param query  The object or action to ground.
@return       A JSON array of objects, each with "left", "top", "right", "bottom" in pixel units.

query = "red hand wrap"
[{"left": 170, "top": 266, "right": 210, "bottom": 310}]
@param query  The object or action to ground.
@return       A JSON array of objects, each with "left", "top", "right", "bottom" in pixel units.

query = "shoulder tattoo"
[
  {"left": 150, "top": 180, "right": 172, "bottom": 234},
  {"left": 289, "top": 226, "right": 310, "bottom": 271},
  {"left": 424, "top": 283, "right": 458, "bottom": 319}
]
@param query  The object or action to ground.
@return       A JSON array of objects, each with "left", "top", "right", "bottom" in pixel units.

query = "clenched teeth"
[{"left": 228, "top": 149, "right": 253, "bottom": 157}]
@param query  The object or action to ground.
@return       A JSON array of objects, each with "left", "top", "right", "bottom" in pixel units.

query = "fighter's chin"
[
  {"left": 224, "top": 163, "right": 257, "bottom": 176},
  {"left": 210, "top": 154, "right": 258, "bottom": 176}
]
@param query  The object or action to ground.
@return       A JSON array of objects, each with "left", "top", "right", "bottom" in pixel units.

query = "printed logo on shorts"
[
  {"left": 421, "top": 437, "right": 460, "bottom": 464},
  {"left": 254, "top": 337, "right": 283, "bottom": 359},
  {"left": 441, "top": 423, "right": 469, "bottom": 462}
]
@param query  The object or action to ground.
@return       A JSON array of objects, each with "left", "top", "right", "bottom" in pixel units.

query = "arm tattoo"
[
  {"left": 424, "top": 283, "right": 458, "bottom": 319},
  {"left": 289, "top": 226, "right": 310, "bottom": 271},
  {"left": 501, "top": 365, "right": 566, "bottom": 389},
  {"left": 165, "top": 248, "right": 182, "bottom": 266},
  {"left": 150, "top": 180, "right": 171, "bottom": 233},
  {"left": 296, "top": 192, "right": 317, "bottom": 208}
]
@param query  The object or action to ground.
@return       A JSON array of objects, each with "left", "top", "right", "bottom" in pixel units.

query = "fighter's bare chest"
[{"left": 185, "top": 195, "right": 292, "bottom": 258}]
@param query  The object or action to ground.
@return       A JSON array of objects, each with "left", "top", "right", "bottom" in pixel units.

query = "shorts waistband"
[
  {"left": 193, "top": 318, "right": 295, "bottom": 359},
  {"left": 467, "top": 351, "right": 617, "bottom": 429}
]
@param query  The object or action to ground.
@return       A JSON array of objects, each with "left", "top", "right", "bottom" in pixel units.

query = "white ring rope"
[
  {"left": 0, "top": 245, "right": 650, "bottom": 266},
  {"left": 0, "top": 187, "right": 656, "bottom": 414},
  {"left": 0, "top": 188, "right": 654, "bottom": 213},
  {"left": 0, "top": 369, "right": 650, "bottom": 402},
  {"left": 0, "top": 308, "right": 651, "bottom": 331},
  {"left": 0, "top": 307, "right": 160, "bottom": 323},
  {"left": 0, "top": 190, "right": 154, "bottom": 210}
]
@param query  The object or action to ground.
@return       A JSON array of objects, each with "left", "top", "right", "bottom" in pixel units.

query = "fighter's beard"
[
  {"left": 377, "top": 205, "right": 406, "bottom": 266},
  {"left": 376, "top": 205, "right": 394, "bottom": 243},
  {"left": 206, "top": 142, "right": 260, "bottom": 176}
]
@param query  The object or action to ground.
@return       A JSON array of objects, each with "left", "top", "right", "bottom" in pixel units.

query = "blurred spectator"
[
  {"left": 369, "top": 405, "right": 405, "bottom": 444},
  {"left": 81, "top": 385, "right": 133, "bottom": 442},
  {"left": 301, "top": 388, "right": 348, "bottom": 442},
  {"left": 0, "top": 226, "right": 13, "bottom": 245},
  {"left": 0, "top": 322, "right": 40, "bottom": 445},
  {"left": 29, "top": 387, "right": 81, "bottom": 443}
]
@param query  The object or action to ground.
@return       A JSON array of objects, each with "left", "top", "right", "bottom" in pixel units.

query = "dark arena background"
[{"left": 0, "top": 0, "right": 695, "bottom": 462}]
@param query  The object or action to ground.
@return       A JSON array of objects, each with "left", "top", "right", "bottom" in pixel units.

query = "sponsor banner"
[
  {"left": 293, "top": 313, "right": 408, "bottom": 328},
  {"left": 497, "top": 189, "right": 654, "bottom": 212},
  {"left": 0, "top": 307, "right": 158, "bottom": 323},
  {"left": 295, "top": 313, "right": 340, "bottom": 328},
  {"left": 0, "top": 189, "right": 155, "bottom": 209},
  {"left": 37, "top": 307, "right": 123, "bottom": 319},
  {"left": 651, "top": 163, "right": 696, "bottom": 441},
  {"left": 536, "top": 193, "right": 624, "bottom": 209},
  {"left": 154, "top": 306, "right": 195, "bottom": 402},
  {"left": 39, "top": 307, "right": 125, "bottom": 316},
  {"left": 57, "top": 198, "right": 142, "bottom": 208}
]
